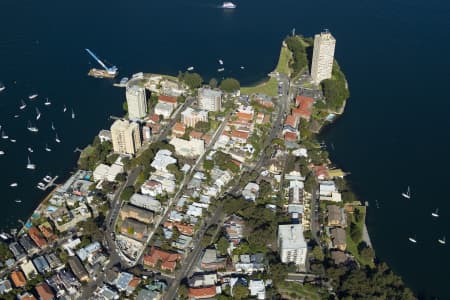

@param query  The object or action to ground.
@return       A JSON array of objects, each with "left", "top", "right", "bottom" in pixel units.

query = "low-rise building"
[
  {"left": 172, "top": 122, "right": 186, "bottom": 137},
  {"left": 10, "top": 270, "right": 26, "bottom": 288},
  {"left": 120, "top": 204, "right": 154, "bottom": 224},
  {"left": 19, "top": 234, "right": 39, "bottom": 255},
  {"left": 224, "top": 215, "right": 245, "bottom": 245},
  {"left": 32, "top": 256, "right": 51, "bottom": 274},
  {"left": 158, "top": 95, "right": 178, "bottom": 108},
  {"left": 28, "top": 227, "right": 48, "bottom": 249},
  {"left": 93, "top": 163, "right": 124, "bottom": 182},
  {"left": 200, "top": 249, "right": 226, "bottom": 271},
  {"left": 143, "top": 247, "right": 181, "bottom": 272},
  {"left": 9, "top": 242, "right": 26, "bottom": 261},
  {"left": 35, "top": 282, "right": 55, "bottom": 300},
  {"left": 120, "top": 218, "right": 148, "bottom": 240},
  {"left": 170, "top": 137, "right": 205, "bottom": 158},
  {"left": 129, "top": 193, "right": 162, "bottom": 213},
  {"left": 330, "top": 228, "right": 347, "bottom": 251},
  {"left": 327, "top": 205, "right": 347, "bottom": 227},
  {"left": 68, "top": 257, "right": 89, "bottom": 282},
  {"left": 249, "top": 280, "right": 266, "bottom": 300},
  {"left": 278, "top": 224, "right": 307, "bottom": 267},
  {"left": 154, "top": 102, "right": 174, "bottom": 119},
  {"left": 141, "top": 179, "right": 164, "bottom": 197},
  {"left": 181, "top": 107, "right": 208, "bottom": 127},
  {"left": 17, "top": 292, "right": 37, "bottom": 300},
  {"left": 151, "top": 149, "right": 177, "bottom": 173},
  {"left": 21, "top": 260, "right": 38, "bottom": 280},
  {"left": 188, "top": 286, "right": 217, "bottom": 299},
  {"left": 242, "top": 182, "right": 259, "bottom": 202}
]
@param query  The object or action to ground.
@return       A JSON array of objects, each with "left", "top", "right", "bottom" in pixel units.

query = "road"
[{"left": 156, "top": 97, "right": 195, "bottom": 143}]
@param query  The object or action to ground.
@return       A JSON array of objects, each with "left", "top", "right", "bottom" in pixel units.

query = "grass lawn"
[
  {"left": 240, "top": 76, "right": 278, "bottom": 97},
  {"left": 278, "top": 282, "right": 324, "bottom": 300},
  {"left": 345, "top": 206, "right": 375, "bottom": 268},
  {"left": 275, "top": 46, "right": 292, "bottom": 75}
]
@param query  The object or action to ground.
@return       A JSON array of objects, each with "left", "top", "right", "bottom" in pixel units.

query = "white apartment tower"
[
  {"left": 126, "top": 85, "right": 147, "bottom": 119},
  {"left": 278, "top": 224, "right": 307, "bottom": 267},
  {"left": 310, "top": 31, "right": 336, "bottom": 85},
  {"left": 198, "top": 88, "right": 222, "bottom": 112},
  {"left": 111, "top": 119, "right": 142, "bottom": 155}
]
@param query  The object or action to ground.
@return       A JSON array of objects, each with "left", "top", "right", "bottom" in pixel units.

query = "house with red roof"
[
  {"left": 148, "top": 113, "right": 160, "bottom": 124},
  {"left": 284, "top": 115, "right": 299, "bottom": 128},
  {"left": 11, "top": 270, "right": 26, "bottom": 288},
  {"left": 189, "top": 130, "right": 203, "bottom": 140},
  {"left": 295, "top": 96, "right": 315, "bottom": 120},
  {"left": 284, "top": 131, "right": 298, "bottom": 142},
  {"left": 28, "top": 227, "right": 47, "bottom": 249},
  {"left": 231, "top": 130, "right": 250, "bottom": 143},
  {"left": 172, "top": 122, "right": 186, "bottom": 137},
  {"left": 35, "top": 282, "right": 55, "bottom": 300},
  {"left": 158, "top": 95, "right": 178, "bottom": 108},
  {"left": 143, "top": 247, "right": 182, "bottom": 273},
  {"left": 314, "top": 165, "right": 330, "bottom": 180},
  {"left": 188, "top": 286, "right": 217, "bottom": 299},
  {"left": 164, "top": 221, "right": 194, "bottom": 236}
]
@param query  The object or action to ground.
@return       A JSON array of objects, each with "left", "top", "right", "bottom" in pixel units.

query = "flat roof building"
[
  {"left": 111, "top": 119, "right": 142, "bottom": 155},
  {"left": 126, "top": 84, "right": 147, "bottom": 119},
  {"left": 278, "top": 224, "right": 307, "bottom": 267},
  {"left": 198, "top": 88, "right": 222, "bottom": 112},
  {"left": 311, "top": 31, "right": 336, "bottom": 84}
]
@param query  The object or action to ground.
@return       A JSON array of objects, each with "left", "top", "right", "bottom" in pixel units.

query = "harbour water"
[{"left": 1, "top": 0, "right": 449, "bottom": 298}]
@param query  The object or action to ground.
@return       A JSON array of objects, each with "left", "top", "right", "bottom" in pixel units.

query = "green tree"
[
  {"left": 115, "top": 172, "right": 127, "bottom": 182},
  {"left": 121, "top": 186, "right": 135, "bottom": 201},
  {"left": 181, "top": 72, "right": 203, "bottom": 89},
  {"left": 350, "top": 222, "right": 362, "bottom": 242},
  {"left": 311, "top": 246, "right": 324, "bottom": 262},
  {"left": 217, "top": 236, "right": 229, "bottom": 255},
  {"left": 285, "top": 36, "right": 308, "bottom": 78},
  {"left": 178, "top": 283, "right": 189, "bottom": 300},
  {"left": 209, "top": 78, "right": 218, "bottom": 88},
  {"left": 167, "top": 164, "right": 183, "bottom": 183},
  {"left": 195, "top": 121, "right": 211, "bottom": 133},
  {"left": 122, "top": 101, "right": 128, "bottom": 112},
  {"left": 358, "top": 242, "right": 375, "bottom": 262},
  {"left": 233, "top": 283, "right": 249, "bottom": 300},
  {"left": 220, "top": 77, "right": 240, "bottom": 92},
  {"left": 203, "top": 159, "right": 214, "bottom": 171},
  {"left": 0, "top": 242, "right": 13, "bottom": 261}
]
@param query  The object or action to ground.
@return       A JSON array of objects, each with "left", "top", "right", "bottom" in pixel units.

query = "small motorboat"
[
  {"left": 63, "top": 105, "right": 67, "bottom": 113},
  {"left": 1, "top": 131, "right": 9, "bottom": 139},
  {"left": 26, "top": 156, "right": 36, "bottom": 170},
  {"left": 27, "top": 147, "right": 33, "bottom": 153},
  {"left": 35, "top": 107, "right": 41, "bottom": 120},
  {"left": 401, "top": 186, "right": 411, "bottom": 199},
  {"left": 14, "top": 115, "right": 20, "bottom": 118},
  {"left": 45, "top": 144, "right": 52, "bottom": 152},
  {"left": 240, "top": 66, "right": 245, "bottom": 70},
  {"left": 55, "top": 133, "right": 61, "bottom": 143},
  {"left": 431, "top": 208, "right": 439, "bottom": 218},
  {"left": 408, "top": 237, "right": 417, "bottom": 244},
  {"left": 218, "top": 59, "right": 224, "bottom": 65},
  {"left": 51, "top": 122, "right": 55, "bottom": 131},
  {"left": 19, "top": 100, "right": 26, "bottom": 110},
  {"left": 0, "top": 83, "right": 5, "bottom": 92},
  {"left": 217, "top": 68, "right": 225, "bottom": 72},
  {"left": 187, "top": 66, "right": 194, "bottom": 71},
  {"left": 14, "top": 199, "right": 22, "bottom": 203},
  {"left": 438, "top": 236, "right": 446, "bottom": 245},
  {"left": 10, "top": 139, "right": 16, "bottom": 143},
  {"left": 27, "top": 121, "right": 39, "bottom": 133},
  {"left": 29, "top": 93, "right": 38, "bottom": 100},
  {"left": 10, "top": 182, "right": 18, "bottom": 187},
  {"left": 71, "top": 109, "right": 75, "bottom": 119},
  {"left": 44, "top": 98, "right": 51, "bottom": 106}
]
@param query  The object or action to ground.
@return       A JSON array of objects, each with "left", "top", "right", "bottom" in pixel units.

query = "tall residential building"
[
  {"left": 278, "top": 224, "right": 307, "bottom": 267},
  {"left": 198, "top": 88, "right": 222, "bottom": 112},
  {"left": 111, "top": 119, "right": 142, "bottom": 155},
  {"left": 310, "top": 31, "right": 336, "bottom": 85},
  {"left": 181, "top": 107, "right": 208, "bottom": 127},
  {"left": 126, "top": 85, "right": 147, "bottom": 119}
]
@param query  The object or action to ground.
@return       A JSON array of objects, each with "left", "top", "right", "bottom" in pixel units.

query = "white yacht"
[
  {"left": 221, "top": 2, "right": 236, "bottom": 8},
  {"left": 0, "top": 83, "right": 5, "bottom": 92},
  {"left": 187, "top": 66, "right": 194, "bottom": 71},
  {"left": 240, "top": 66, "right": 245, "bottom": 69},
  {"left": 431, "top": 208, "right": 439, "bottom": 218},
  {"left": 1, "top": 131, "right": 9, "bottom": 139},
  {"left": 51, "top": 122, "right": 55, "bottom": 131},
  {"left": 29, "top": 93, "right": 38, "bottom": 100},
  {"left": 43, "top": 175, "right": 52, "bottom": 183},
  {"left": 71, "top": 109, "right": 75, "bottom": 119},
  {"left": 408, "top": 236, "right": 417, "bottom": 243},
  {"left": 37, "top": 182, "right": 45, "bottom": 189},
  {"left": 19, "top": 100, "right": 26, "bottom": 110},
  {"left": 26, "top": 156, "right": 36, "bottom": 170},
  {"left": 27, "top": 121, "right": 39, "bottom": 133},
  {"left": 45, "top": 144, "right": 52, "bottom": 152},
  {"left": 44, "top": 98, "right": 51, "bottom": 106},
  {"left": 438, "top": 236, "right": 446, "bottom": 245},
  {"left": 63, "top": 105, "right": 67, "bottom": 113},
  {"left": 35, "top": 107, "right": 41, "bottom": 120},
  {"left": 217, "top": 68, "right": 225, "bottom": 72},
  {"left": 27, "top": 147, "right": 33, "bottom": 153},
  {"left": 0, "top": 151, "right": 4, "bottom": 155},
  {"left": 401, "top": 186, "right": 411, "bottom": 199},
  {"left": 10, "top": 183, "right": 18, "bottom": 187},
  {"left": 14, "top": 199, "right": 22, "bottom": 203},
  {"left": 55, "top": 133, "right": 61, "bottom": 143},
  {"left": 10, "top": 139, "right": 16, "bottom": 143}
]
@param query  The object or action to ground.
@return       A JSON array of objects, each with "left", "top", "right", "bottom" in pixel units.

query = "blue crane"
[{"left": 85, "top": 49, "right": 118, "bottom": 75}]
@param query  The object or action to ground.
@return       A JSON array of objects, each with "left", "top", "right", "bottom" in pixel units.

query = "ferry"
[
  {"left": 19, "top": 100, "right": 26, "bottom": 110},
  {"left": 10, "top": 182, "right": 18, "bottom": 187},
  {"left": 29, "top": 93, "right": 38, "bottom": 100},
  {"left": 221, "top": 2, "right": 236, "bottom": 9}
]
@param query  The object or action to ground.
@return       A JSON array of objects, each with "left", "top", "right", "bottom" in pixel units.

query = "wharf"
[{"left": 37, "top": 175, "right": 59, "bottom": 191}]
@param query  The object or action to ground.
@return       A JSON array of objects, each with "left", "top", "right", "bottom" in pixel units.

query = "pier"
[{"left": 37, "top": 175, "right": 58, "bottom": 191}]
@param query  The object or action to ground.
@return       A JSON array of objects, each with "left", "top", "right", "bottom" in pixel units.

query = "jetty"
[{"left": 37, "top": 175, "right": 58, "bottom": 191}]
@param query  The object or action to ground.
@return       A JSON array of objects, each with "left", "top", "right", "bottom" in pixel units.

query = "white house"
[
  {"left": 140, "top": 180, "right": 163, "bottom": 197},
  {"left": 154, "top": 102, "right": 174, "bottom": 119},
  {"left": 242, "top": 182, "right": 259, "bottom": 202}
]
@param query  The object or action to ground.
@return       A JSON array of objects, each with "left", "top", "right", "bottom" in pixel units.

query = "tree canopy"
[
  {"left": 285, "top": 36, "right": 308, "bottom": 78},
  {"left": 179, "top": 71, "right": 203, "bottom": 89},
  {"left": 220, "top": 78, "right": 240, "bottom": 92}
]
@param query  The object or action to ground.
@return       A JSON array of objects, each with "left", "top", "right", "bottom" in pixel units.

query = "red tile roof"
[
  {"left": 314, "top": 165, "right": 329, "bottom": 179},
  {"left": 11, "top": 270, "right": 27, "bottom": 287},
  {"left": 189, "top": 131, "right": 203, "bottom": 140},
  {"left": 28, "top": 227, "right": 47, "bottom": 249},
  {"left": 143, "top": 247, "right": 181, "bottom": 272},
  {"left": 231, "top": 130, "right": 250, "bottom": 141},
  {"left": 172, "top": 122, "right": 186, "bottom": 136},
  {"left": 295, "top": 96, "right": 315, "bottom": 120},
  {"left": 201, "top": 133, "right": 212, "bottom": 145},
  {"left": 159, "top": 95, "right": 177, "bottom": 104},
  {"left": 188, "top": 286, "right": 217, "bottom": 299},
  {"left": 38, "top": 224, "right": 57, "bottom": 241},
  {"left": 296, "top": 95, "right": 314, "bottom": 107},
  {"left": 149, "top": 114, "right": 160, "bottom": 123},
  {"left": 35, "top": 282, "right": 54, "bottom": 300},
  {"left": 18, "top": 294, "right": 37, "bottom": 300},
  {"left": 128, "top": 277, "right": 141, "bottom": 288},
  {"left": 284, "top": 131, "right": 298, "bottom": 142},
  {"left": 236, "top": 111, "right": 253, "bottom": 121},
  {"left": 284, "top": 115, "right": 298, "bottom": 128},
  {"left": 164, "top": 221, "right": 194, "bottom": 236}
]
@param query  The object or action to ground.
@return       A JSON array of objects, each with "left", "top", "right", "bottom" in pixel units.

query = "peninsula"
[{"left": 0, "top": 31, "right": 413, "bottom": 299}]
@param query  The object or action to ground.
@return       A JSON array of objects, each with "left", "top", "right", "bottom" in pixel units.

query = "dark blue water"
[{"left": 1, "top": 0, "right": 449, "bottom": 297}]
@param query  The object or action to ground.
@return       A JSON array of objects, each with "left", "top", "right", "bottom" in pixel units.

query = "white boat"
[
  {"left": 43, "top": 175, "right": 52, "bottom": 183},
  {"left": 27, "top": 121, "right": 39, "bottom": 133},
  {"left": 187, "top": 66, "right": 194, "bottom": 71},
  {"left": 218, "top": 59, "right": 224, "bottom": 65},
  {"left": 0, "top": 151, "right": 4, "bottom": 155},
  {"left": 10, "top": 139, "right": 16, "bottom": 143},
  {"left": 63, "top": 105, "right": 67, "bottom": 113},
  {"left": 35, "top": 107, "right": 41, "bottom": 120},
  {"left": 29, "top": 93, "right": 38, "bottom": 100},
  {"left": 45, "top": 144, "right": 52, "bottom": 152},
  {"left": 0, "top": 233, "right": 10, "bottom": 240},
  {"left": 19, "top": 100, "right": 26, "bottom": 110},
  {"left": 1, "top": 131, "right": 9, "bottom": 139},
  {"left": 240, "top": 66, "right": 245, "bottom": 69},
  {"left": 37, "top": 182, "right": 45, "bottom": 188},
  {"left": 27, "top": 147, "right": 33, "bottom": 153},
  {"left": 14, "top": 199, "right": 22, "bottom": 203},
  {"left": 26, "top": 156, "right": 36, "bottom": 170},
  {"left": 408, "top": 237, "right": 417, "bottom": 243},
  {"left": 71, "top": 109, "right": 75, "bottom": 119},
  {"left": 51, "top": 122, "right": 55, "bottom": 131},
  {"left": 401, "top": 186, "right": 411, "bottom": 199},
  {"left": 14, "top": 115, "right": 19, "bottom": 118},
  {"left": 55, "top": 133, "right": 61, "bottom": 143},
  {"left": 431, "top": 208, "right": 439, "bottom": 218},
  {"left": 44, "top": 98, "right": 51, "bottom": 106},
  {"left": 221, "top": 2, "right": 236, "bottom": 8},
  {"left": 217, "top": 68, "right": 225, "bottom": 72},
  {"left": 438, "top": 236, "right": 446, "bottom": 245},
  {"left": 10, "top": 182, "right": 18, "bottom": 187},
  {"left": 0, "top": 83, "right": 5, "bottom": 92}
]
